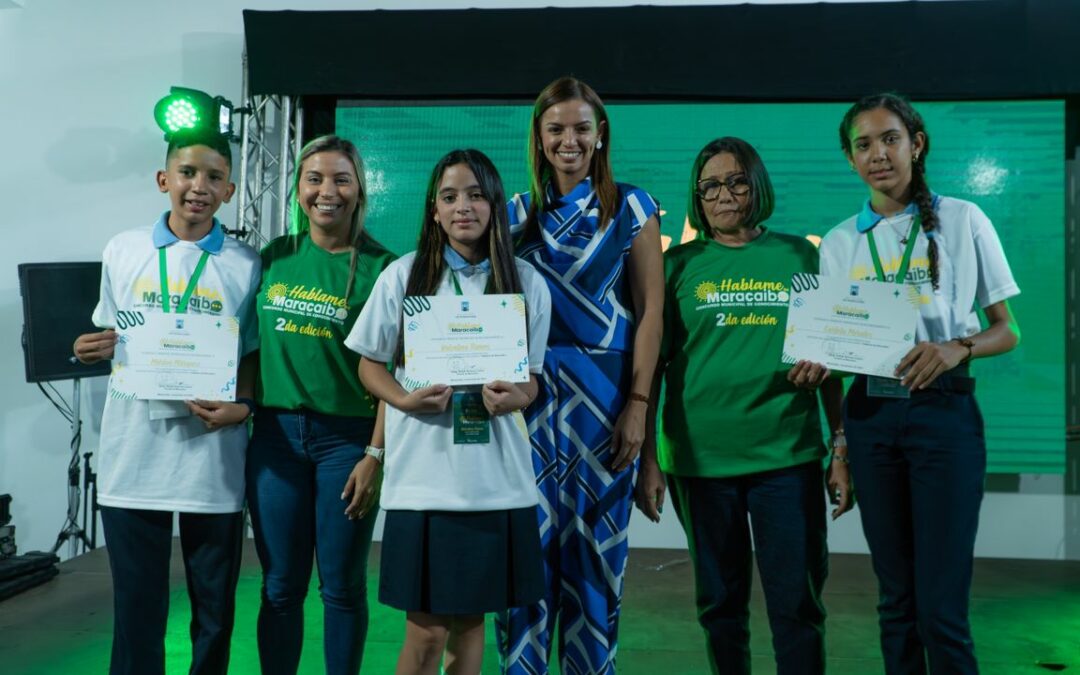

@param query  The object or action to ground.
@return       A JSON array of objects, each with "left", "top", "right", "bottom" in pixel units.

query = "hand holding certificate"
[
  {"left": 111, "top": 311, "right": 241, "bottom": 400},
  {"left": 403, "top": 294, "right": 530, "bottom": 386},
  {"left": 782, "top": 274, "right": 917, "bottom": 378}
]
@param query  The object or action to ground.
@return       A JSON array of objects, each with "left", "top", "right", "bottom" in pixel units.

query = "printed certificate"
[
  {"left": 782, "top": 274, "right": 917, "bottom": 378},
  {"left": 403, "top": 294, "right": 530, "bottom": 386},
  {"left": 111, "top": 311, "right": 241, "bottom": 400}
]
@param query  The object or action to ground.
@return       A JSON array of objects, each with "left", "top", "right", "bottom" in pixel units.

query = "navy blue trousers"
[
  {"left": 845, "top": 376, "right": 985, "bottom": 675},
  {"left": 667, "top": 461, "right": 828, "bottom": 675},
  {"left": 100, "top": 506, "right": 244, "bottom": 675}
]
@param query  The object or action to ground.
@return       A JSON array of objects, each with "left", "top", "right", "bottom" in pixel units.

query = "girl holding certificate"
[
  {"left": 496, "top": 76, "right": 664, "bottom": 675},
  {"left": 244, "top": 135, "right": 396, "bottom": 675},
  {"left": 636, "top": 136, "right": 851, "bottom": 675},
  {"left": 819, "top": 93, "right": 1021, "bottom": 674},
  {"left": 347, "top": 149, "right": 551, "bottom": 675}
]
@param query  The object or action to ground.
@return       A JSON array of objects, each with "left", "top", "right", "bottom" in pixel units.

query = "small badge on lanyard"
[
  {"left": 867, "top": 376, "right": 911, "bottom": 399},
  {"left": 453, "top": 391, "right": 491, "bottom": 444}
]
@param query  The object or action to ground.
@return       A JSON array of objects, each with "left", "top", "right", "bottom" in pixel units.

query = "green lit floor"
[{"left": 1, "top": 541, "right": 1077, "bottom": 674}]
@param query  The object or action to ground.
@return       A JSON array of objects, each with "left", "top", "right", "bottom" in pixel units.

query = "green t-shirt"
[
  {"left": 659, "top": 229, "right": 825, "bottom": 477},
  {"left": 256, "top": 232, "right": 396, "bottom": 416}
]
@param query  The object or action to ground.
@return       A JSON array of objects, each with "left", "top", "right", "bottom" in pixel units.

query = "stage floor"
[{"left": 0, "top": 541, "right": 1076, "bottom": 674}]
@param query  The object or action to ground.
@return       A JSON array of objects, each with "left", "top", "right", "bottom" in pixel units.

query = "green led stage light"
[
  {"left": 153, "top": 86, "right": 235, "bottom": 139},
  {"left": 163, "top": 98, "right": 199, "bottom": 131}
]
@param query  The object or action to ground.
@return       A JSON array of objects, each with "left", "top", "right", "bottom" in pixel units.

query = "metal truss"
[{"left": 233, "top": 49, "right": 303, "bottom": 248}]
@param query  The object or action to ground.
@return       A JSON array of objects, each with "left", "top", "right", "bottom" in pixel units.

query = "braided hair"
[{"left": 839, "top": 93, "right": 940, "bottom": 290}]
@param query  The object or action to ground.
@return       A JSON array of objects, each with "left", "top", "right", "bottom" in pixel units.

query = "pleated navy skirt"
[{"left": 379, "top": 507, "right": 544, "bottom": 614}]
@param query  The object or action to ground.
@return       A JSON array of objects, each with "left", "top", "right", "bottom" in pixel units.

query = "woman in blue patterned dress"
[{"left": 496, "top": 76, "right": 664, "bottom": 675}]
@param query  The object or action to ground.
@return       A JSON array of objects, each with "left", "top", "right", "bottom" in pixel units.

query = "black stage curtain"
[{"left": 244, "top": 1, "right": 1080, "bottom": 101}]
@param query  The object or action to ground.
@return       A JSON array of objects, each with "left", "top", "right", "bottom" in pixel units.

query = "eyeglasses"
[{"left": 696, "top": 175, "right": 751, "bottom": 201}]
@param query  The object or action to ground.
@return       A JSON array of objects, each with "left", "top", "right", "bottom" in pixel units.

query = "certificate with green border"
[
  {"left": 782, "top": 273, "right": 917, "bottom": 379},
  {"left": 402, "top": 294, "right": 529, "bottom": 387}
]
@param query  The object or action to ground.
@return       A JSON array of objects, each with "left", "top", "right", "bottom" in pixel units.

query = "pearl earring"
[{"left": 596, "top": 139, "right": 603, "bottom": 150}]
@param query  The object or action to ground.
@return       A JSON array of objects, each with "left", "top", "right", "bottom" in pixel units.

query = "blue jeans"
[
  {"left": 667, "top": 461, "right": 828, "bottom": 675},
  {"left": 845, "top": 376, "right": 984, "bottom": 675},
  {"left": 246, "top": 408, "right": 378, "bottom": 675},
  {"left": 100, "top": 506, "right": 244, "bottom": 675}
]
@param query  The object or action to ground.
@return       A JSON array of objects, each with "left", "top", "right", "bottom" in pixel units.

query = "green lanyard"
[
  {"left": 866, "top": 215, "right": 921, "bottom": 284},
  {"left": 158, "top": 247, "right": 211, "bottom": 314},
  {"left": 449, "top": 268, "right": 464, "bottom": 296}
]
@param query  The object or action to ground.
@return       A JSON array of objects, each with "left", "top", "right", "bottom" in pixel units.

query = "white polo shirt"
[
  {"left": 91, "top": 214, "right": 261, "bottom": 513},
  {"left": 819, "top": 196, "right": 1020, "bottom": 343},
  {"left": 344, "top": 250, "right": 551, "bottom": 512}
]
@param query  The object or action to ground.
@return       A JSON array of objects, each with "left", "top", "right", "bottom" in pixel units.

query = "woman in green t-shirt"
[
  {"left": 636, "top": 137, "right": 853, "bottom": 675},
  {"left": 247, "top": 135, "right": 396, "bottom": 675}
]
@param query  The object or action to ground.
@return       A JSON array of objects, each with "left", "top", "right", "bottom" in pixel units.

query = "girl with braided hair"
[{"left": 819, "top": 93, "right": 1021, "bottom": 674}]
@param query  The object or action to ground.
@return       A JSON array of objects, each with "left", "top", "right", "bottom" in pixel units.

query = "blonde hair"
[{"left": 290, "top": 135, "right": 375, "bottom": 300}]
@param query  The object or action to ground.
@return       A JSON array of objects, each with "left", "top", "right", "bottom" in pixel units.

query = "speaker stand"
[{"left": 51, "top": 378, "right": 94, "bottom": 558}]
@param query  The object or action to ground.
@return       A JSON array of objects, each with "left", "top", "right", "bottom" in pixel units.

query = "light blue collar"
[
  {"left": 443, "top": 244, "right": 490, "bottom": 275},
  {"left": 152, "top": 212, "right": 225, "bottom": 253},
  {"left": 855, "top": 194, "right": 940, "bottom": 233}
]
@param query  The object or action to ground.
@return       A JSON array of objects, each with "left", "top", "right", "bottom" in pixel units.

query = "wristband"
[
  {"left": 365, "top": 445, "right": 385, "bottom": 463},
  {"left": 951, "top": 337, "right": 975, "bottom": 364},
  {"left": 236, "top": 397, "right": 256, "bottom": 419},
  {"left": 831, "top": 453, "right": 850, "bottom": 465},
  {"left": 628, "top": 392, "right": 650, "bottom": 405}
]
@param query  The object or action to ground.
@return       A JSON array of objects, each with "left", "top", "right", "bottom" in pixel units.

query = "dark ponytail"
[{"left": 840, "top": 93, "right": 940, "bottom": 290}]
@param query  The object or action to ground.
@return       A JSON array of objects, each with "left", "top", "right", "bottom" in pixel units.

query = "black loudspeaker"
[{"left": 18, "top": 262, "right": 111, "bottom": 383}]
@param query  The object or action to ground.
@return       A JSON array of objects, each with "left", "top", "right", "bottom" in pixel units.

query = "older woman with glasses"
[{"left": 636, "top": 137, "right": 853, "bottom": 675}]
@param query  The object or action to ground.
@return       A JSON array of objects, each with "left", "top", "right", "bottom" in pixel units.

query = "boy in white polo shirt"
[{"left": 73, "top": 129, "right": 260, "bottom": 675}]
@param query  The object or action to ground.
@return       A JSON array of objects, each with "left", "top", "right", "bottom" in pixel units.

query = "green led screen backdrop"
[{"left": 337, "top": 100, "right": 1064, "bottom": 475}]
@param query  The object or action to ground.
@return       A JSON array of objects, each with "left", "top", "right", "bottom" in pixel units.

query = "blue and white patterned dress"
[{"left": 496, "top": 177, "right": 659, "bottom": 675}]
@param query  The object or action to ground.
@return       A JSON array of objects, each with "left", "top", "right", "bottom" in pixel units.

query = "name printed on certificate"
[
  {"left": 781, "top": 273, "right": 917, "bottom": 378},
  {"left": 111, "top": 311, "right": 241, "bottom": 401},
  {"left": 402, "top": 294, "right": 530, "bottom": 387}
]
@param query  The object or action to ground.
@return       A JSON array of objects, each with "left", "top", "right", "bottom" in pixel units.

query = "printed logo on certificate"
[
  {"left": 781, "top": 273, "right": 917, "bottom": 378},
  {"left": 111, "top": 311, "right": 241, "bottom": 400},
  {"left": 402, "top": 294, "right": 530, "bottom": 387}
]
